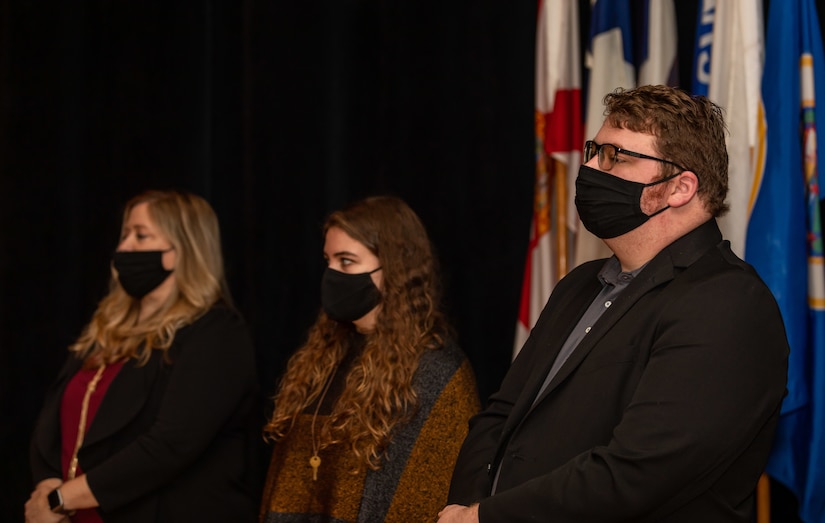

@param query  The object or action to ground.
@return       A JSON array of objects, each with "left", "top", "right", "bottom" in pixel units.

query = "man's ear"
[{"left": 667, "top": 171, "right": 700, "bottom": 208}]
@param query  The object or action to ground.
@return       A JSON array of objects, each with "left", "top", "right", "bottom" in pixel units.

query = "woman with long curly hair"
[
  {"left": 27, "top": 190, "right": 259, "bottom": 523},
  {"left": 260, "top": 195, "right": 479, "bottom": 523}
]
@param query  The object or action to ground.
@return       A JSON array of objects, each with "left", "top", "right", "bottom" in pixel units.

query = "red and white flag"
[{"left": 514, "top": 0, "right": 582, "bottom": 358}]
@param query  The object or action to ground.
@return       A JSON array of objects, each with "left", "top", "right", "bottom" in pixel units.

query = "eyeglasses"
[{"left": 584, "top": 140, "right": 687, "bottom": 172}]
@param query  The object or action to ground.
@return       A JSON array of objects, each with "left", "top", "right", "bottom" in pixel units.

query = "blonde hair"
[
  {"left": 264, "top": 196, "right": 449, "bottom": 469},
  {"left": 70, "top": 190, "right": 231, "bottom": 365}
]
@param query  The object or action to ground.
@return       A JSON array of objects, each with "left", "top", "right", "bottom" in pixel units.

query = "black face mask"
[
  {"left": 112, "top": 250, "right": 174, "bottom": 299},
  {"left": 574, "top": 164, "right": 677, "bottom": 239},
  {"left": 320, "top": 267, "right": 382, "bottom": 323}
]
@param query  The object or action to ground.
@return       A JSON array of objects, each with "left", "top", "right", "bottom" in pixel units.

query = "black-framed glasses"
[{"left": 584, "top": 140, "right": 687, "bottom": 172}]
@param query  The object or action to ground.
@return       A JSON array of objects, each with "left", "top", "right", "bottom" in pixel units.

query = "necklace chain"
[
  {"left": 68, "top": 365, "right": 107, "bottom": 480},
  {"left": 309, "top": 364, "right": 338, "bottom": 481}
]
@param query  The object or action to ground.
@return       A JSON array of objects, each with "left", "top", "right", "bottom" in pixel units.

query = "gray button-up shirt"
[{"left": 491, "top": 256, "right": 645, "bottom": 495}]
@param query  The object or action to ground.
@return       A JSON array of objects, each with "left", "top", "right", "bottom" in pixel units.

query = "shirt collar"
[{"left": 598, "top": 256, "right": 647, "bottom": 287}]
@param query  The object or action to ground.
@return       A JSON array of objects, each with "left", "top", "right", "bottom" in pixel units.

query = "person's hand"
[
  {"left": 32, "top": 478, "right": 62, "bottom": 495},
  {"left": 437, "top": 503, "right": 480, "bottom": 523},
  {"left": 25, "top": 479, "right": 69, "bottom": 523}
]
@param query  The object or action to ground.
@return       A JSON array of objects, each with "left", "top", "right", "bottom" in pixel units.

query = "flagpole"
[
  {"left": 756, "top": 473, "right": 770, "bottom": 523},
  {"left": 553, "top": 158, "right": 568, "bottom": 280}
]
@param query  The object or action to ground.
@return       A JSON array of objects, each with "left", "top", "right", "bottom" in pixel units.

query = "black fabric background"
[{"left": 0, "top": 0, "right": 807, "bottom": 520}]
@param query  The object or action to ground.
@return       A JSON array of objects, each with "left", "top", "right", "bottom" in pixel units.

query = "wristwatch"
[{"left": 47, "top": 487, "right": 72, "bottom": 515}]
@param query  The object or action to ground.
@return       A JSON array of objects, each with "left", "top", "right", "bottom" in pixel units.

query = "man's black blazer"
[{"left": 448, "top": 220, "right": 789, "bottom": 522}]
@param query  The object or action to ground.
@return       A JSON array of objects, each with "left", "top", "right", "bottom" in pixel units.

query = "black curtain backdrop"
[{"left": 0, "top": 1, "right": 809, "bottom": 520}]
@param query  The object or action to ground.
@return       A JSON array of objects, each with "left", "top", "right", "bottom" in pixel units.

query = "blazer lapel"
[
  {"left": 503, "top": 264, "right": 605, "bottom": 436},
  {"left": 528, "top": 260, "right": 676, "bottom": 409},
  {"left": 528, "top": 219, "right": 723, "bottom": 409},
  {"left": 31, "top": 357, "right": 83, "bottom": 466},
  {"left": 82, "top": 356, "right": 161, "bottom": 447}
]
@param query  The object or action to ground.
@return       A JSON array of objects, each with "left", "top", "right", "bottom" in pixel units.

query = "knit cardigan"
[{"left": 260, "top": 342, "right": 479, "bottom": 523}]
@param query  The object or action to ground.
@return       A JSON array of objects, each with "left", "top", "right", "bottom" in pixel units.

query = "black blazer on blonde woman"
[{"left": 31, "top": 306, "right": 260, "bottom": 523}]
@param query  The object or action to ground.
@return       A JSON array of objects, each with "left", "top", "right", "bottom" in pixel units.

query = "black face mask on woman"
[
  {"left": 574, "top": 164, "right": 677, "bottom": 239},
  {"left": 112, "top": 249, "right": 174, "bottom": 299},
  {"left": 320, "top": 267, "right": 382, "bottom": 322}
]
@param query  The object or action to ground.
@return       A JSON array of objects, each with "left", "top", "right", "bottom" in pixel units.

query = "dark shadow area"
[{"left": 0, "top": 0, "right": 810, "bottom": 520}]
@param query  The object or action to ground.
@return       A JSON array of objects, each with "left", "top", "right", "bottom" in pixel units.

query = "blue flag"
[
  {"left": 579, "top": 0, "right": 679, "bottom": 265},
  {"left": 691, "top": 0, "right": 715, "bottom": 96},
  {"left": 583, "top": 0, "right": 635, "bottom": 142},
  {"left": 747, "top": 0, "right": 825, "bottom": 521}
]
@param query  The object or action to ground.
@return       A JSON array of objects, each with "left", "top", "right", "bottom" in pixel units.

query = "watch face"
[{"left": 48, "top": 488, "right": 63, "bottom": 513}]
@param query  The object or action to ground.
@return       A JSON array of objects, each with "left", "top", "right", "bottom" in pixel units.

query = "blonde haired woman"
[
  {"left": 260, "top": 195, "right": 479, "bottom": 523},
  {"left": 27, "top": 190, "right": 259, "bottom": 523}
]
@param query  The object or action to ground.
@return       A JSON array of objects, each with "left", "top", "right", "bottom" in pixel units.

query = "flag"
[
  {"left": 691, "top": 0, "right": 715, "bottom": 96},
  {"left": 696, "top": 0, "right": 766, "bottom": 258},
  {"left": 747, "top": 0, "right": 825, "bottom": 520},
  {"left": 575, "top": 0, "right": 677, "bottom": 265},
  {"left": 636, "top": 0, "right": 678, "bottom": 87},
  {"left": 514, "top": 0, "right": 582, "bottom": 358},
  {"left": 575, "top": 0, "right": 634, "bottom": 265}
]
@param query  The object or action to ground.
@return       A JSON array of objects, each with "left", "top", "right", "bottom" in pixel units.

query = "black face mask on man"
[
  {"left": 574, "top": 164, "right": 678, "bottom": 239},
  {"left": 320, "top": 267, "right": 382, "bottom": 323},
  {"left": 112, "top": 249, "right": 174, "bottom": 299}
]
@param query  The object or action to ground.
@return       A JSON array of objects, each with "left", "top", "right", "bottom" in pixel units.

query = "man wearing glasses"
[{"left": 439, "top": 85, "right": 789, "bottom": 522}]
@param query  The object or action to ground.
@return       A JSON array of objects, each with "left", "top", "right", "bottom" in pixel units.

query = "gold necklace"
[
  {"left": 309, "top": 364, "right": 338, "bottom": 481},
  {"left": 68, "top": 365, "right": 107, "bottom": 480}
]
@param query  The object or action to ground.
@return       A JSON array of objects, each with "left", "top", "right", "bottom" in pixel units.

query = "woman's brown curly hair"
[{"left": 264, "top": 196, "right": 449, "bottom": 469}]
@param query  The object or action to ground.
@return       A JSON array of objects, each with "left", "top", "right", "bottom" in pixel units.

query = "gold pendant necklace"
[
  {"left": 68, "top": 364, "right": 107, "bottom": 480},
  {"left": 309, "top": 364, "right": 338, "bottom": 481}
]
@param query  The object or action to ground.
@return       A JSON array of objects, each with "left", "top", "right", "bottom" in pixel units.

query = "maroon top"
[{"left": 60, "top": 361, "right": 125, "bottom": 522}]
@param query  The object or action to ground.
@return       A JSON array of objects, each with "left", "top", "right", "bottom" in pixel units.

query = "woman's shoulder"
[
  {"left": 191, "top": 301, "right": 247, "bottom": 325},
  {"left": 413, "top": 339, "right": 471, "bottom": 394},
  {"left": 408, "top": 340, "right": 479, "bottom": 429},
  {"left": 421, "top": 338, "right": 467, "bottom": 366},
  {"left": 164, "top": 303, "right": 256, "bottom": 369},
  {"left": 175, "top": 303, "right": 251, "bottom": 344}
]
